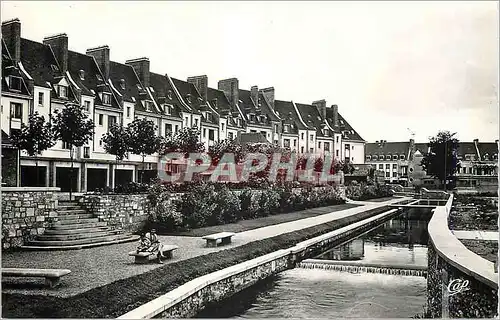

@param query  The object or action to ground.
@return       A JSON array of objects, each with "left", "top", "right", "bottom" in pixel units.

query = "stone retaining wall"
[
  {"left": 1, "top": 187, "right": 60, "bottom": 249},
  {"left": 427, "top": 194, "right": 498, "bottom": 318}
]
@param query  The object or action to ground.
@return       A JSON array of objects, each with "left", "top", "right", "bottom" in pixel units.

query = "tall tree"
[
  {"left": 420, "top": 130, "right": 460, "bottom": 190},
  {"left": 11, "top": 112, "right": 55, "bottom": 186},
  {"left": 127, "top": 118, "right": 161, "bottom": 183},
  {"left": 52, "top": 103, "right": 94, "bottom": 199},
  {"left": 102, "top": 123, "right": 131, "bottom": 186}
]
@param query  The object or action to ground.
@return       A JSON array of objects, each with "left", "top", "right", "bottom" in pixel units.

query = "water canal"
[{"left": 196, "top": 208, "right": 433, "bottom": 318}]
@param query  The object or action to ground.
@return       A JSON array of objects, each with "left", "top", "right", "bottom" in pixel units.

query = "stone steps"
[
  {"left": 51, "top": 221, "right": 108, "bottom": 230},
  {"left": 24, "top": 198, "right": 136, "bottom": 251},
  {"left": 21, "top": 235, "right": 140, "bottom": 251},
  {"left": 44, "top": 226, "right": 110, "bottom": 235},
  {"left": 57, "top": 213, "right": 94, "bottom": 219},
  {"left": 56, "top": 217, "right": 100, "bottom": 225},
  {"left": 57, "top": 209, "right": 88, "bottom": 215},
  {"left": 27, "top": 233, "right": 133, "bottom": 247},
  {"left": 37, "top": 230, "right": 121, "bottom": 241}
]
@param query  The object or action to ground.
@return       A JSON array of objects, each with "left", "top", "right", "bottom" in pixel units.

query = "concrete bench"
[
  {"left": 128, "top": 245, "right": 179, "bottom": 264},
  {"left": 202, "top": 232, "right": 235, "bottom": 247},
  {"left": 2, "top": 268, "right": 71, "bottom": 288}
]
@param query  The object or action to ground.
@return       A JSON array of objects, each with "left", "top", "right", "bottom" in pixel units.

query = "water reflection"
[{"left": 316, "top": 210, "right": 430, "bottom": 267}]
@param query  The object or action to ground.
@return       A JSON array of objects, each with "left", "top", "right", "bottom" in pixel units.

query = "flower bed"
[
  {"left": 345, "top": 181, "right": 393, "bottom": 201},
  {"left": 146, "top": 182, "right": 346, "bottom": 232},
  {"left": 449, "top": 195, "right": 498, "bottom": 231}
]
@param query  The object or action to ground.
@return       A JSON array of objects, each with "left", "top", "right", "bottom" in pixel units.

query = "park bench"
[
  {"left": 202, "top": 232, "right": 235, "bottom": 247},
  {"left": 2, "top": 268, "right": 71, "bottom": 288},
  {"left": 128, "top": 244, "right": 179, "bottom": 264}
]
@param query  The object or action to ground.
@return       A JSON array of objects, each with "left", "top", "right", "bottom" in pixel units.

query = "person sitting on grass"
[{"left": 136, "top": 229, "right": 165, "bottom": 264}]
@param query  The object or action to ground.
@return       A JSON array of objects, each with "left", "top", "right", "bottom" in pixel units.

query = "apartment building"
[
  {"left": 1, "top": 19, "right": 365, "bottom": 190},
  {"left": 365, "top": 139, "right": 498, "bottom": 191}
]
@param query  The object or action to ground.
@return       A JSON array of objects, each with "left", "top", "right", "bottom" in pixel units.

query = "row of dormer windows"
[{"left": 366, "top": 154, "right": 406, "bottom": 161}]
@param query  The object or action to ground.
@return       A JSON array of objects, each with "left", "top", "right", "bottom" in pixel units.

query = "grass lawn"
[
  {"left": 459, "top": 239, "right": 498, "bottom": 263},
  {"left": 2, "top": 205, "right": 390, "bottom": 319},
  {"left": 169, "top": 203, "right": 360, "bottom": 237}
]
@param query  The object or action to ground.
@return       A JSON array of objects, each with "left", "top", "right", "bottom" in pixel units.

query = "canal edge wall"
[
  {"left": 427, "top": 194, "right": 498, "bottom": 318},
  {"left": 118, "top": 208, "right": 400, "bottom": 319}
]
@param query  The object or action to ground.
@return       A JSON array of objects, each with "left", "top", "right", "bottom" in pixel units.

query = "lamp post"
[{"left": 444, "top": 132, "right": 457, "bottom": 191}]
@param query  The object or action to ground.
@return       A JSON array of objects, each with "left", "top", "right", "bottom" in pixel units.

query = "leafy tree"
[
  {"left": 11, "top": 112, "right": 55, "bottom": 186},
  {"left": 420, "top": 130, "right": 460, "bottom": 190},
  {"left": 208, "top": 139, "right": 243, "bottom": 165},
  {"left": 52, "top": 103, "right": 94, "bottom": 199},
  {"left": 127, "top": 118, "right": 161, "bottom": 183},
  {"left": 102, "top": 123, "right": 131, "bottom": 186}
]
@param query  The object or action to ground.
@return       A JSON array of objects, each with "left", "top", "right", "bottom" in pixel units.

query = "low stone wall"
[
  {"left": 80, "top": 194, "right": 155, "bottom": 232},
  {"left": 1, "top": 187, "right": 60, "bottom": 249},
  {"left": 427, "top": 194, "right": 498, "bottom": 318},
  {"left": 118, "top": 207, "right": 399, "bottom": 319}
]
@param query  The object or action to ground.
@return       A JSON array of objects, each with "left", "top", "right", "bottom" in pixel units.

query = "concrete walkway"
[
  {"left": 452, "top": 230, "right": 499, "bottom": 241},
  {"left": 237, "top": 197, "right": 409, "bottom": 242},
  {"left": 2, "top": 197, "right": 408, "bottom": 298}
]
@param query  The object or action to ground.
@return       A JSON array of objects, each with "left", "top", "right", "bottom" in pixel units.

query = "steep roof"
[
  {"left": 19, "top": 38, "right": 60, "bottom": 88},
  {"left": 239, "top": 89, "right": 272, "bottom": 127},
  {"left": 171, "top": 78, "right": 202, "bottom": 116},
  {"left": 477, "top": 142, "right": 498, "bottom": 160},
  {"left": 365, "top": 141, "right": 410, "bottom": 156},
  {"left": 274, "top": 100, "right": 308, "bottom": 132},
  {"left": 108, "top": 60, "right": 143, "bottom": 104},
  {"left": 456, "top": 142, "right": 477, "bottom": 159},
  {"left": 295, "top": 103, "right": 332, "bottom": 137},
  {"left": 259, "top": 92, "right": 281, "bottom": 122},
  {"left": 67, "top": 50, "right": 116, "bottom": 107},
  {"left": 149, "top": 72, "right": 183, "bottom": 118},
  {"left": 337, "top": 113, "right": 364, "bottom": 142}
]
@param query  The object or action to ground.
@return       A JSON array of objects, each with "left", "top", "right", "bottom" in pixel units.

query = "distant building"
[{"left": 365, "top": 138, "right": 499, "bottom": 192}]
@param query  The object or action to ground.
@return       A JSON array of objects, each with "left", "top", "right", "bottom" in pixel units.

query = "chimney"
[
  {"left": 43, "top": 33, "right": 68, "bottom": 73},
  {"left": 86, "top": 45, "right": 110, "bottom": 80},
  {"left": 312, "top": 99, "right": 326, "bottom": 120},
  {"left": 250, "top": 86, "right": 259, "bottom": 106},
  {"left": 187, "top": 75, "right": 208, "bottom": 101},
  {"left": 126, "top": 57, "right": 150, "bottom": 87},
  {"left": 261, "top": 87, "right": 275, "bottom": 109},
  {"left": 1, "top": 18, "right": 21, "bottom": 64},
  {"left": 218, "top": 78, "right": 239, "bottom": 108},
  {"left": 332, "top": 104, "right": 339, "bottom": 127}
]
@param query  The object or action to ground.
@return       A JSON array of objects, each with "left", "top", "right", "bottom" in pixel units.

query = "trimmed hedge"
[
  {"left": 345, "top": 181, "right": 393, "bottom": 201},
  {"left": 2, "top": 206, "right": 390, "bottom": 319},
  {"left": 147, "top": 183, "right": 346, "bottom": 231}
]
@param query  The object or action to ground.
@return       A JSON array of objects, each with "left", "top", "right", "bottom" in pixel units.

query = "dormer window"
[
  {"left": 145, "top": 101, "right": 152, "bottom": 112},
  {"left": 400, "top": 155, "right": 405, "bottom": 160},
  {"left": 284, "top": 124, "right": 290, "bottom": 133},
  {"left": 373, "top": 155, "right": 378, "bottom": 160},
  {"left": 323, "top": 129, "right": 329, "bottom": 136},
  {"left": 50, "top": 64, "right": 59, "bottom": 72},
  {"left": 211, "top": 99, "right": 217, "bottom": 108},
  {"left": 386, "top": 155, "right": 391, "bottom": 160},
  {"left": 96, "top": 74, "right": 103, "bottom": 81},
  {"left": 102, "top": 93, "right": 111, "bottom": 105},
  {"left": 79, "top": 70, "right": 85, "bottom": 80},
  {"left": 366, "top": 155, "right": 372, "bottom": 161},
  {"left": 186, "top": 94, "right": 192, "bottom": 104},
  {"left": 393, "top": 155, "right": 398, "bottom": 160},
  {"left": 167, "top": 90, "right": 173, "bottom": 100},
  {"left": 120, "top": 79, "right": 126, "bottom": 90},
  {"left": 58, "top": 85, "right": 68, "bottom": 98},
  {"left": 164, "top": 104, "right": 171, "bottom": 115},
  {"left": 9, "top": 76, "right": 22, "bottom": 91}
]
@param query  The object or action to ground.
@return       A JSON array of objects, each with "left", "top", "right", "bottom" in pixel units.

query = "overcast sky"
[{"left": 2, "top": 1, "right": 498, "bottom": 143}]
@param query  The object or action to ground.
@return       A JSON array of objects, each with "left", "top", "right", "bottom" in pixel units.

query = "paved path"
[
  {"left": 2, "top": 197, "right": 409, "bottom": 298},
  {"left": 237, "top": 197, "right": 409, "bottom": 242},
  {"left": 452, "top": 230, "right": 499, "bottom": 241}
]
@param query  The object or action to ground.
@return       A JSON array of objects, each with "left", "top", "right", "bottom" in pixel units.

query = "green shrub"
[
  {"left": 180, "top": 184, "right": 217, "bottom": 228},
  {"left": 239, "top": 188, "right": 258, "bottom": 219}
]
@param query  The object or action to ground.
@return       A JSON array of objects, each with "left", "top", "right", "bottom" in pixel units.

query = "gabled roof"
[
  {"left": 1, "top": 51, "right": 30, "bottom": 96},
  {"left": 238, "top": 89, "right": 272, "bottom": 127},
  {"left": 294, "top": 103, "right": 332, "bottom": 137},
  {"left": 171, "top": 78, "right": 202, "bottom": 115},
  {"left": 206, "top": 87, "right": 244, "bottom": 128},
  {"left": 258, "top": 92, "right": 281, "bottom": 122},
  {"left": 274, "top": 100, "right": 308, "bottom": 132},
  {"left": 19, "top": 38, "right": 60, "bottom": 88},
  {"left": 149, "top": 72, "right": 183, "bottom": 118},
  {"left": 365, "top": 141, "right": 410, "bottom": 156},
  {"left": 456, "top": 142, "right": 477, "bottom": 158},
  {"left": 334, "top": 112, "right": 364, "bottom": 142},
  {"left": 477, "top": 142, "right": 498, "bottom": 160},
  {"left": 108, "top": 60, "right": 143, "bottom": 104},
  {"left": 67, "top": 50, "right": 117, "bottom": 108}
]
